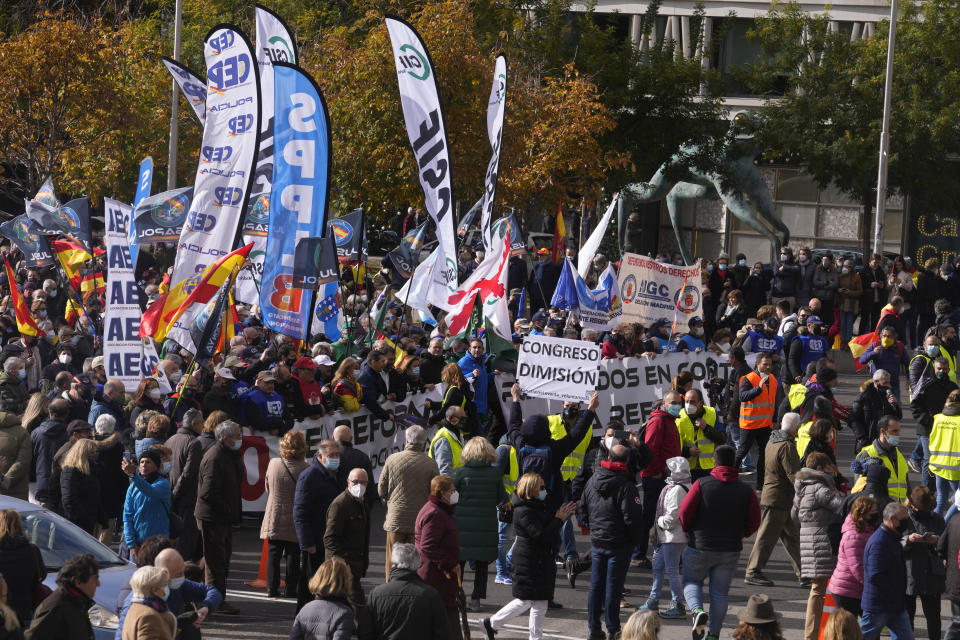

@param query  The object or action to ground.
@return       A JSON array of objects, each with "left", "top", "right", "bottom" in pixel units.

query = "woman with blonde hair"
[
  {"left": 0, "top": 510, "right": 43, "bottom": 627},
  {"left": 621, "top": 609, "right": 660, "bottom": 640},
  {"left": 454, "top": 437, "right": 507, "bottom": 611},
  {"left": 121, "top": 565, "right": 176, "bottom": 640},
  {"left": 21, "top": 393, "right": 48, "bottom": 432},
  {"left": 288, "top": 557, "right": 354, "bottom": 640},
  {"left": 820, "top": 608, "right": 862, "bottom": 640},
  {"left": 261, "top": 430, "right": 310, "bottom": 599},
  {"left": 480, "top": 473, "right": 577, "bottom": 640},
  {"left": 331, "top": 358, "right": 362, "bottom": 413},
  {"left": 432, "top": 363, "right": 475, "bottom": 430},
  {"left": 198, "top": 410, "right": 229, "bottom": 453},
  {"left": 60, "top": 438, "right": 103, "bottom": 535},
  {"left": 0, "top": 573, "right": 22, "bottom": 639}
]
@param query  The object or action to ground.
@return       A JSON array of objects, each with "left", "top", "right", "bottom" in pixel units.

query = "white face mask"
[
  {"left": 58, "top": 354, "right": 72, "bottom": 365},
  {"left": 349, "top": 484, "right": 366, "bottom": 499},
  {"left": 684, "top": 403, "right": 698, "bottom": 415},
  {"left": 148, "top": 388, "right": 162, "bottom": 401},
  {"left": 717, "top": 342, "right": 731, "bottom": 353},
  {"left": 448, "top": 490, "right": 459, "bottom": 505},
  {"left": 603, "top": 435, "right": 617, "bottom": 450},
  {"left": 168, "top": 371, "right": 181, "bottom": 385}
]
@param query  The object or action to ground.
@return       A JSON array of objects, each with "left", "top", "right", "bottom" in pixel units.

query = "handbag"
[{"left": 496, "top": 503, "right": 512, "bottom": 524}]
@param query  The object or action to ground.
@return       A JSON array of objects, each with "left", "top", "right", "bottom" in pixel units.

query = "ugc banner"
[
  {"left": 617, "top": 253, "right": 702, "bottom": 331},
  {"left": 517, "top": 335, "right": 600, "bottom": 402}
]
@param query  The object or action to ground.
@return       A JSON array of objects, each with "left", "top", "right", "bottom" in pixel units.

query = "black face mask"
[
  {"left": 867, "top": 512, "right": 880, "bottom": 527},
  {"left": 563, "top": 407, "right": 580, "bottom": 421},
  {"left": 893, "top": 517, "right": 912, "bottom": 536}
]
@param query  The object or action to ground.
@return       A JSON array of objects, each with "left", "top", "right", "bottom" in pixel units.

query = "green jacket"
[
  {"left": 0, "top": 373, "right": 28, "bottom": 416},
  {"left": 453, "top": 459, "right": 507, "bottom": 562}
]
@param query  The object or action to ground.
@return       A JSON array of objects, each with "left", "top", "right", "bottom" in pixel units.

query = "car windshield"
[{"left": 20, "top": 509, "right": 124, "bottom": 571}]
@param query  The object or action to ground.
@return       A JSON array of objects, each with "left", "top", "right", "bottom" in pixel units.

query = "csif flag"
[
  {"left": 2, "top": 252, "right": 38, "bottom": 336},
  {"left": 396, "top": 247, "right": 438, "bottom": 326},
  {"left": 293, "top": 235, "right": 338, "bottom": 290},
  {"left": 385, "top": 17, "right": 458, "bottom": 301},
  {"left": 479, "top": 55, "right": 507, "bottom": 251},
  {"left": 161, "top": 57, "right": 207, "bottom": 123},
  {"left": 167, "top": 23, "right": 260, "bottom": 351},
  {"left": 260, "top": 62, "right": 332, "bottom": 339}
]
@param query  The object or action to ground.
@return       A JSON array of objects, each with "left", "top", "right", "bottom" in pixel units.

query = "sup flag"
[
  {"left": 492, "top": 212, "right": 526, "bottom": 256},
  {"left": 293, "top": 235, "right": 338, "bottom": 290},
  {"left": 385, "top": 16, "right": 458, "bottom": 302},
  {"left": 2, "top": 252, "right": 38, "bottom": 337},
  {"left": 132, "top": 187, "right": 193, "bottom": 245},
  {"left": 479, "top": 55, "right": 506, "bottom": 251},
  {"left": 167, "top": 24, "right": 260, "bottom": 345},
  {"left": 26, "top": 197, "right": 92, "bottom": 250},
  {"left": 259, "top": 62, "right": 332, "bottom": 339},
  {"left": 328, "top": 208, "right": 364, "bottom": 264},
  {"left": 385, "top": 221, "right": 427, "bottom": 281},
  {"left": 161, "top": 57, "right": 207, "bottom": 123},
  {"left": 0, "top": 215, "right": 53, "bottom": 268},
  {"left": 236, "top": 5, "right": 300, "bottom": 305}
]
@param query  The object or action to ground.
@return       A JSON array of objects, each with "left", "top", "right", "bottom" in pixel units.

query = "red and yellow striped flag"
[
  {"left": 2, "top": 253, "right": 38, "bottom": 336},
  {"left": 50, "top": 238, "right": 91, "bottom": 291}
]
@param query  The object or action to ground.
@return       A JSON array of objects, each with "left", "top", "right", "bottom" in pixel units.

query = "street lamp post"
[
  {"left": 167, "top": 0, "right": 183, "bottom": 190},
  {"left": 872, "top": 0, "right": 897, "bottom": 255}
]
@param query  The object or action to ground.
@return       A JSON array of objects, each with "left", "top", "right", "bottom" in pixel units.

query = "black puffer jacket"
[
  {"left": 194, "top": 441, "right": 242, "bottom": 525},
  {"left": 580, "top": 462, "right": 643, "bottom": 550},
  {"left": 511, "top": 497, "right": 563, "bottom": 601},
  {"left": 60, "top": 466, "right": 102, "bottom": 535},
  {"left": 365, "top": 568, "right": 448, "bottom": 640},
  {"left": 0, "top": 535, "right": 44, "bottom": 626},
  {"left": 905, "top": 507, "right": 946, "bottom": 596}
]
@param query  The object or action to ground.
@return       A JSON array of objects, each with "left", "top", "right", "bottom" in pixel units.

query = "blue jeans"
[
  {"left": 636, "top": 477, "right": 666, "bottom": 559},
  {"left": 916, "top": 436, "right": 933, "bottom": 490},
  {"left": 861, "top": 608, "right": 915, "bottom": 640},
  {"left": 841, "top": 310, "right": 856, "bottom": 343},
  {"left": 682, "top": 547, "right": 739, "bottom": 636},
  {"left": 727, "top": 420, "right": 754, "bottom": 468},
  {"left": 496, "top": 519, "right": 513, "bottom": 576},
  {"left": 588, "top": 547, "right": 632, "bottom": 635},
  {"left": 560, "top": 517, "right": 577, "bottom": 560},
  {"left": 648, "top": 542, "right": 684, "bottom": 606},
  {"left": 937, "top": 475, "right": 960, "bottom": 516}
]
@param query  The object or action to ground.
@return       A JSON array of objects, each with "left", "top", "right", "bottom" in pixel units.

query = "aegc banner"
[
  {"left": 618, "top": 253, "right": 702, "bottom": 331},
  {"left": 517, "top": 335, "right": 600, "bottom": 402},
  {"left": 260, "top": 62, "right": 332, "bottom": 339}
]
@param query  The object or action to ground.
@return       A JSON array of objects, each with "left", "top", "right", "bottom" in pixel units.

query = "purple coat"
[
  {"left": 828, "top": 514, "right": 876, "bottom": 598},
  {"left": 415, "top": 496, "right": 461, "bottom": 608}
]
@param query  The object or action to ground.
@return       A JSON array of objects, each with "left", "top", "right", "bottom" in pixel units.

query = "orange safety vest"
[{"left": 739, "top": 371, "right": 778, "bottom": 430}]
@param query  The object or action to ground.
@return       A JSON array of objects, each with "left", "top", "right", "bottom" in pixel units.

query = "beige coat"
[
  {"left": 378, "top": 443, "right": 439, "bottom": 533},
  {"left": 121, "top": 602, "right": 176, "bottom": 640},
  {"left": 260, "top": 456, "right": 309, "bottom": 542}
]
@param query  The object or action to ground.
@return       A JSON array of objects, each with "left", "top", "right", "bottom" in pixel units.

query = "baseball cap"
[
  {"left": 223, "top": 355, "right": 247, "bottom": 369},
  {"left": 257, "top": 370, "right": 276, "bottom": 383},
  {"left": 91, "top": 355, "right": 104, "bottom": 369},
  {"left": 806, "top": 315, "right": 823, "bottom": 325},
  {"left": 537, "top": 248, "right": 550, "bottom": 255},
  {"left": 215, "top": 367, "right": 236, "bottom": 381},
  {"left": 313, "top": 354, "right": 335, "bottom": 367},
  {"left": 67, "top": 420, "right": 93, "bottom": 435},
  {"left": 293, "top": 356, "right": 317, "bottom": 370}
]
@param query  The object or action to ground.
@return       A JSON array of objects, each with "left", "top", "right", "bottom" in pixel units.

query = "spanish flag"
[
  {"left": 551, "top": 201, "right": 566, "bottom": 264},
  {"left": 140, "top": 243, "right": 253, "bottom": 343},
  {"left": 848, "top": 303, "right": 898, "bottom": 371},
  {"left": 50, "top": 238, "right": 92, "bottom": 291},
  {"left": 2, "top": 253, "right": 38, "bottom": 336},
  {"left": 65, "top": 297, "right": 82, "bottom": 326}
]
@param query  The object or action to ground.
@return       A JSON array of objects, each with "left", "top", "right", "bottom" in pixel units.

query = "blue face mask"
[
  {"left": 325, "top": 457, "right": 340, "bottom": 470},
  {"left": 160, "top": 586, "right": 170, "bottom": 601},
  {"left": 667, "top": 403, "right": 682, "bottom": 417},
  {"left": 927, "top": 345, "right": 940, "bottom": 357},
  {"left": 231, "top": 438, "right": 242, "bottom": 451},
  {"left": 718, "top": 263, "right": 727, "bottom": 271},
  {"left": 161, "top": 461, "right": 172, "bottom": 475},
  {"left": 17, "top": 369, "right": 25, "bottom": 381},
  {"left": 169, "top": 576, "right": 185, "bottom": 590},
  {"left": 410, "top": 367, "right": 420, "bottom": 377},
  {"left": 706, "top": 264, "right": 714, "bottom": 273},
  {"left": 537, "top": 490, "right": 547, "bottom": 501},
  {"left": 738, "top": 259, "right": 747, "bottom": 266}
]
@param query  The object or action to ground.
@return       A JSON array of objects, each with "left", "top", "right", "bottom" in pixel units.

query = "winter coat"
[
  {"left": 792, "top": 467, "right": 844, "bottom": 578},
  {"left": 261, "top": 456, "right": 309, "bottom": 542},
  {"left": 862, "top": 525, "right": 907, "bottom": 613},
  {"left": 0, "top": 535, "right": 44, "bottom": 626},
  {"left": 0, "top": 412, "right": 29, "bottom": 499},
  {"left": 120, "top": 600, "right": 176, "bottom": 640},
  {"left": 796, "top": 260, "right": 816, "bottom": 306},
  {"left": 29, "top": 418, "right": 67, "bottom": 504},
  {"left": 812, "top": 265, "right": 839, "bottom": 304},
  {"left": 837, "top": 270, "right": 863, "bottom": 314},
  {"left": 771, "top": 259, "right": 800, "bottom": 297},
  {"left": 323, "top": 490, "right": 370, "bottom": 576},
  {"left": 378, "top": 444, "right": 438, "bottom": 534},
  {"left": 581, "top": 462, "right": 644, "bottom": 549},
  {"left": 828, "top": 514, "right": 876, "bottom": 599},
  {"left": 511, "top": 497, "right": 563, "bottom": 601},
  {"left": 164, "top": 427, "right": 202, "bottom": 513},
  {"left": 655, "top": 464, "right": 690, "bottom": 544},
  {"left": 414, "top": 496, "right": 460, "bottom": 608},
  {"left": 93, "top": 433, "right": 126, "bottom": 519},
  {"left": 715, "top": 302, "right": 748, "bottom": 333},
  {"left": 294, "top": 457, "right": 340, "bottom": 550},
  {"left": 680, "top": 466, "right": 761, "bottom": 552},
  {"left": 642, "top": 408, "right": 682, "bottom": 479},
  {"left": 336, "top": 442, "right": 377, "bottom": 509},
  {"left": 24, "top": 585, "right": 95, "bottom": 640},
  {"left": 60, "top": 465, "right": 102, "bottom": 534},
  {"left": 0, "top": 374, "right": 28, "bottom": 415},
  {"left": 453, "top": 459, "right": 506, "bottom": 562},
  {"left": 194, "top": 441, "right": 242, "bottom": 525},
  {"left": 937, "top": 510, "right": 960, "bottom": 601},
  {"left": 288, "top": 596, "right": 354, "bottom": 640},
  {"left": 904, "top": 508, "right": 946, "bottom": 596},
  {"left": 911, "top": 376, "right": 958, "bottom": 436},
  {"left": 356, "top": 364, "right": 390, "bottom": 421},
  {"left": 88, "top": 397, "right": 127, "bottom": 434},
  {"left": 366, "top": 568, "right": 448, "bottom": 640},
  {"left": 122, "top": 472, "right": 171, "bottom": 548},
  {"left": 850, "top": 384, "right": 902, "bottom": 445},
  {"left": 761, "top": 429, "right": 801, "bottom": 510}
]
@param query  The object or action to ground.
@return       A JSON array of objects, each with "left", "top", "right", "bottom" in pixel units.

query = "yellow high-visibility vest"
[
  {"left": 548, "top": 414, "right": 591, "bottom": 481},
  {"left": 501, "top": 445, "right": 519, "bottom": 494},
  {"left": 857, "top": 442, "right": 909, "bottom": 500},
  {"left": 941, "top": 346, "right": 958, "bottom": 383},
  {"left": 676, "top": 406, "right": 718, "bottom": 470},
  {"left": 796, "top": 421, "right": 813, "bottom": 461},
  {"left": 429, "top": 427, "right": 464, "bottom": 471},
  {"left": 789, "top": 383, "right": 806, "bottom": 410},
  {"left": 930, "top": 412, "right": 960, "bottom": 481}
]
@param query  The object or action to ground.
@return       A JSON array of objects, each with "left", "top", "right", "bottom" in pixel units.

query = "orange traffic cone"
[
  {"left": 817, "top": 592, "right": 837, "bottom": 640},
  {"left": 244, "top": 539, "right": 285, "bottom": 591}
]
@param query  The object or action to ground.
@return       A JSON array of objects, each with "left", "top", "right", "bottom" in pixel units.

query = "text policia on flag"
[
  {"left": 617, "top": 253, "right": 703, "bottom": 331},
  {"left": 259, "top": 62, "right": 332, "bottom": 339},
  {"left": 161, "top": 57, "right": 207, "bottom": 123},
  {"left": 385, "top": 17, "right": 458, "bottom": 301},
  {"left": 168, "top": 24, "right": 260, "bottom": 345},
  {"left": 516, "top": 334, "right": 600, "bottom": 402}
]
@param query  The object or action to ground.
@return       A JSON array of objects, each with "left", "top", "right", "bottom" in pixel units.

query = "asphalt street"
[{"left": 185, "top": 358, "right": 949, "bottom": 640}]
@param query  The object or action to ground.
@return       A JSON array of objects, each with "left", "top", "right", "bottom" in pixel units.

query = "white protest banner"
[
  {"left": 239, "top": 386, "right": 442, "bottom": 512},
  {"left": 168, "top": 24, "right": 260, "bottom": 349},
  {"left": 498, "top": 351, "right": 757, "bottom": 432},
  {"left": 517, "top": 335, "right": 600, "bottom": 402},
  {"left": 385, "top": 17, "right": 458, "bottom": 302},
  {"left": 102, "top": 199, "right": 145, "bottom": 393},
  {"left": 618, "top": 253, "right": 702, "bottom": 331}
]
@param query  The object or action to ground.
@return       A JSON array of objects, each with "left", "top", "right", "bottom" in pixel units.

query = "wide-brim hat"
[{"left": 738, "top": 594, "right": 781, "bottom": 625}]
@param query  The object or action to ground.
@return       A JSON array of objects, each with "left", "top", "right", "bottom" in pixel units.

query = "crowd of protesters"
[{"left": 0, "top": 235, "right": 955, "bottom": 640}]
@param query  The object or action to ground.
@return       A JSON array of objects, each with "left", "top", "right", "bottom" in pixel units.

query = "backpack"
[{"left": 518, "top": 444, "right": 554, "bottom": 490}]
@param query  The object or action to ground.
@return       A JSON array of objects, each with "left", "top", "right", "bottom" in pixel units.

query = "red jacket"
[
  {"left": 641, "top": 408, "right": 681, "bottom": 478},
  {"left": 415, "top": 496, "right": 461, "bottom": 608}
]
